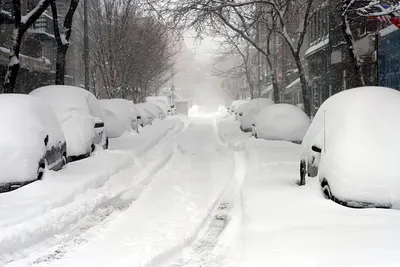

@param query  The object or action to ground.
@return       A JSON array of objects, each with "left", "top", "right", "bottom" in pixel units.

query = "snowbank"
[
  {"left": 0, "top": 94, "right": 65, "bottom": 184},
  {"left": 254, "top": 103, "right": 310, "bottom": 142},
  {"left": 30, "top": 86, "right": 102, "bottom": 157},
  {"left": 240, "top": 98, "right": 274, "bottom": 131},
  {"left": 99, "top": 99, "right": 140, "bottom": 132},
  {"left": 302, "top": 86, "right": 400, "bottom": 207}
]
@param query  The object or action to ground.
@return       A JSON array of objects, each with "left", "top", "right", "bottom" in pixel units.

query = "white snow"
[
  {"left": 146, "top": 96, "right": 170, "bottom": 116},
  {"left": 305, "top": 37, "right": 329, "bottom": 56},
  {"left": 302, "top": 86, "right": 400, "bottom": 207},
  {"left": 240, "top": 98, "right": 274, "bottom": 131},
  {"left": 30, "top": 86, "right": 104, "bottom": 157},
  {"left": 101, "top": 108, "right": 125, "bottom": 138},
  {"left": 98, "top": 99, "right": 139, "bottom": 132},
  {"left": 0, "top": 94, "right": 64, "bottom": 184},
  {"left": 0, "top": 118, "right": 183, "bottom": 265},
  {"left": 14, "top": 118, "right": 234, "bottom": 267},
  {"left": 235, "top": 101, "right": 248, "bottom": 120},
  {"left": 217, "top": 116, "right": 400, "bottom": 267},
  {"left": 229, "top": 100, "right": 248, "bottom": 113},
  {"left": 254, "top": 103, "right": 310, "bottom": 142},
  {"left": 380, "top": 24, "right": 399, "bottom": 37},
  {"left": 137, "top": 102, "right": 165, "bottom": 120}
]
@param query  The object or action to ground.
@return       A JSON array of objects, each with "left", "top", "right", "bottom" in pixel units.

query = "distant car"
[
  {"left": 300, "top": 86, "right": 400, "bottom": 209},
  {"left": 30, "top": 85, "right": 108, "bottom": 162},
  {"left": 239, "top": 98, "right": 274, "bottom": 131},
  {"left": 230, "top": 100, "right": 248, "bottom": 115},
  {"left": 235, "top": 102, "right": 248, "bottom": 120},
  {"left": 0, "top": 94, "right": 67, "bottom": 192},
  {"left": 135, "top": 104, "right": 152, "bottom": 126},
  {"left": 253, "top": 103, "right": 310, "bottom": 143},
  {"left": 99, "top": 99, "right": 141, "bottom": 132}
]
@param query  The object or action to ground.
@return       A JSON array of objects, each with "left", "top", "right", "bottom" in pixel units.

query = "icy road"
[{"left": 2, "top": 115, "right": 400, "bottom": 267}]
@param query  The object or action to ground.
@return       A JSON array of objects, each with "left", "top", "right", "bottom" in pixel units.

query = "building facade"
[{"left": 0, "top": 0, "right": 80, "bottom": 93}]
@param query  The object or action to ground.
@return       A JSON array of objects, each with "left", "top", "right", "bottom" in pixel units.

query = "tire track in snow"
[
  {"left": 154, "top": 151, "right": 247, "bottom": 267},
  {"left": 2, "top": 119, "right": 188, "bottom": 267}
]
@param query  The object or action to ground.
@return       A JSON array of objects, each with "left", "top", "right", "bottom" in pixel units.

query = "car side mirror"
[
  {"left": 137, "top": 116, "right": 141, "bottom": 120},
  {"left": 44, "top": 135, "right": 49, "bottom": 146},
  {"left": 311, "top": 145, "right": 322, "bottom": 153},
  {"left": 239, "top": 112, "right": 243, "bottom": 116}
]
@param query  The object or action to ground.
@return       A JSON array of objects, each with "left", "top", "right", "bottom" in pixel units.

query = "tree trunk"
[
  {"left": 3, "top": 29, "right": 23, "bottom": 93},
  {"left": 341, "top": 13, "right": 365, "bottom": 87},
  {"left": 294, "top": 54, "right": 311, "bottom": 116},
  {"left": 55, "top": 45, "right": 68, "bottom": 85},
  {"left": 272, "top": 73, "right": 280, "bottom": 103}
]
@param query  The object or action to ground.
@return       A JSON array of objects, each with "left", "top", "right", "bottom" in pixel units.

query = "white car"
[
  {"left": 230, "top": 100, "right": 248, "bottom": 115},
  {"left": 0, "top": 94, "right": 67, "bottom": 192},
  {"left": 239, "top": 98, "right": 274, "bottom": 131},
  {"left": 138, "top": 102, "right": 165, "bottom": 120},
  {"left": 101, "top": 108, "right": 125, "bottom": 138},
  {"left": 99, "top": 99, "right": 141, "bottom": 132},
  {"left": 300, "top": 86, "right": 400, "bottom": 209},
  {"left": 30, "top": 85, "right": 108, "bottom": 162},
  {"left": 253, "top": 103, "right": 310, "bottom": 143}
]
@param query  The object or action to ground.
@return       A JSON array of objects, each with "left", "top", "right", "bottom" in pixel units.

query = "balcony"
[{"left": 28, "top": 13, "right": 55, "bottom": 41}]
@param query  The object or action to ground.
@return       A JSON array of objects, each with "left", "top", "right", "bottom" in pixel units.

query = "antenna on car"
[{"left": 324, "top": 110, "right": 326, "bottom": 153}]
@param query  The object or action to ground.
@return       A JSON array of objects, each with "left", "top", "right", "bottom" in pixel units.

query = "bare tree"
[
  {"left": 150, "top": 0, "right": 316, "bottom": 116},
  {"left": 3, "top": 0, "right": 52, "bottom": 93},
  {"left": 50, "top": 0, "right": 80, "bottom": 85},
  {"left": 340, "top": 0, "right": 366, "bottom": 87},
  {"left": 211, "top": 25, "right": 256, "bottom": 99}
]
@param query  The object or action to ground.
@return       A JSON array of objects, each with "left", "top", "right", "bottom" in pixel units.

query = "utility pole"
[
  {"left": 171, "top": 67, "right": 175, "bottom": 105},
  {"left": 83, "top": 0, "right": 89, "bottom": 90}
]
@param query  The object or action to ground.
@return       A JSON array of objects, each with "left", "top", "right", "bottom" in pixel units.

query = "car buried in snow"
[
  {"left": 300, "top": 86, "right": 400, "bottom": 209},
  {"left": 0, "top": 94, "right": 67, "bottom": 193},
  {"left": 239, "top": 98, "right": 274, "bottom": 132},
  {"left": 30, "top": 85, "right": 108, "bottom": 162}
]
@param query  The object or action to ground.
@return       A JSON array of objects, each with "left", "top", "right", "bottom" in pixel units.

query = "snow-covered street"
[{"left": 2, "top": 114, "right": 400, "bottom": 267}]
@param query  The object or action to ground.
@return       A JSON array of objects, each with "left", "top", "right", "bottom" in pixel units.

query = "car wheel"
[
  {"left": 300, "top": 160, "right": 306, "bottom": 186},
  {"left": 321, "top": 179, "right": 332, "bottom": 199},
  {"left": 37, "top": 159, "right": 46, "bottom": 180},
  {"left": 104, "top": 137, "right": 109, "bottom": 150},
  {"left": 62, "top": 153, "right": 68, "bottom": 166}
]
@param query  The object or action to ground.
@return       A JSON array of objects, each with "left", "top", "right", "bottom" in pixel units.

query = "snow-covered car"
[
  {"left": 101, "top": 108, "right": 125, "bottom": 138},
  {"left": 239, "top": 98, "right": 274, "bottom": 131},
  {"left": 0, "top": 94, "right": 67, "bottom": 192},
  {"left": 30, "top": 85, "right": 108, "bottom": 162},
  {"left": 99, "top": 99, "right": 141, "bottom": 132},
  {"left": 138, "top": 102, "right": 165, "bottom": 120},
  {"left": 235, "top": 102, "right": 248, "bottom": 120},
  {"left": 146, "top": 96, "right": 171, "bottom": 114},
  {"left": 230, "top": 100, "right": 248, "bottom": 115},
  {"left": 300, "top": 86, "right": 400, "bottom": 209},
  {"left": 135, "top": 104, "right": 152, "bottom": 126},
  {"left": 253, "top": 103, "right": 310, "bottom": 143}
]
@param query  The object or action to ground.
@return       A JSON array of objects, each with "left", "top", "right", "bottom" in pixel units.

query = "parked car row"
[
  {"left": 0, "top": 85, "right": 172, "bottom": 193},
  {"left": 228, "top": 86, "right": 400, "bottom": 210}
]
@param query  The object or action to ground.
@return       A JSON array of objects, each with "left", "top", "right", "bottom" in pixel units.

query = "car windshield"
[{"left": 1, "top": 0, "right": 400, "bottom": 266}]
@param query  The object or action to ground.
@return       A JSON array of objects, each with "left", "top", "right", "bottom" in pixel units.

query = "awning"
[
  {"left": 305, "top": 38, "right": 329, "bottom": 57},
  {"left": 284, "top": 78, "right": 301, "bottom": 94}
]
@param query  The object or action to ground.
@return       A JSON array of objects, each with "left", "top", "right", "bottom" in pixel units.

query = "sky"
[{"left": 184, "top": 35, "right": 221, "bottom": 62}]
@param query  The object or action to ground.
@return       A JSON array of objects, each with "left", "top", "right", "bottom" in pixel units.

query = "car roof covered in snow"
[
  {"left": 30, "top": 85, "right": 104, "bottom": 122},
  {"left": 255, "top": 103, "right": 310, "bottom": 142}
]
